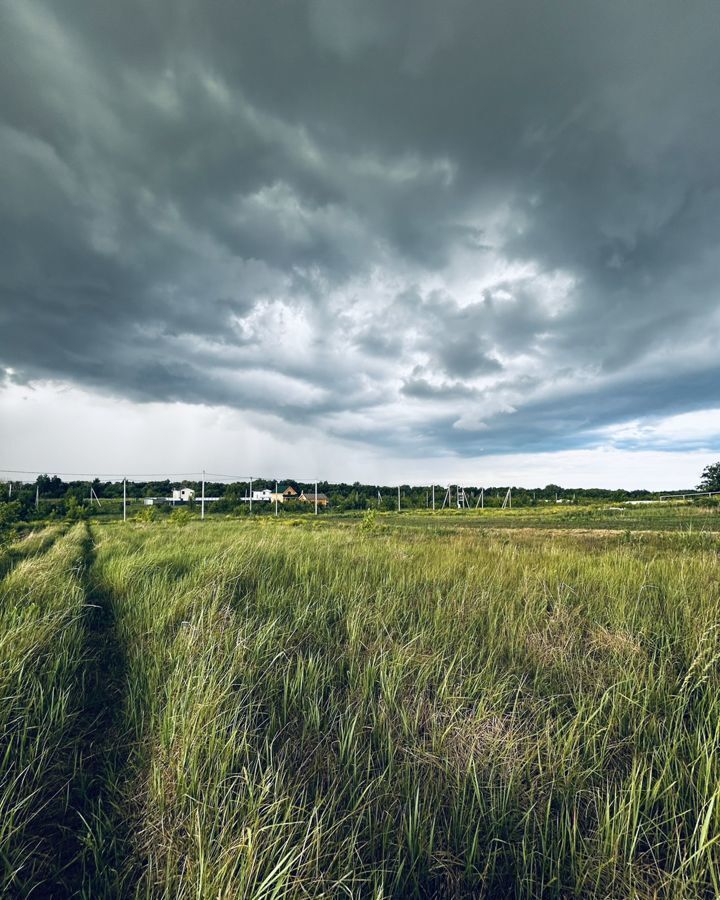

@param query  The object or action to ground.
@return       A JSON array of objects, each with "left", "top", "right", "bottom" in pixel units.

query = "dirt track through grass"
[{"left": 50, "top": 526, "right": 132, "bottom": 899}]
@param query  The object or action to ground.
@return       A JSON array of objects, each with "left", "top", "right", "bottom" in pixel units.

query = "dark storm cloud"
[{"left": 2, "top": 0, "right": 720, "bottom": 454}]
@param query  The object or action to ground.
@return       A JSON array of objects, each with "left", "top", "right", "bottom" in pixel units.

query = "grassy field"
[
  {"left": 383, "top": 501, "right": 720, "bottom": 533},
  {"left": 1, "top": 509, "right": 719, "bottom": 897}
]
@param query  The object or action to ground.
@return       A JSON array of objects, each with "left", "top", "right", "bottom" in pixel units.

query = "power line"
[
  {"left": 205, "top": 471, "right": 323, "bottom": 482},
  {"left": 0, "top": 468, "right": 203, "bottom": 478}
]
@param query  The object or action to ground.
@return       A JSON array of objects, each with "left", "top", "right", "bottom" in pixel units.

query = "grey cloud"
[
  {"left": 2, "top": 0, "right": 720, "bottom": 458},
  {"left": 435, "top": 336, "right": 502, "bottom": 379},
  {"left": 401, "top": 378, "right": 477, "bottom": 401}
]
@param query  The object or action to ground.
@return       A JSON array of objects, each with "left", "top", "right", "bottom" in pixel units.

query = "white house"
[
  {"left": 251, "top": 489, "right": 273, "bottom": 502},
  {"left": 172, "top": 488, "right": 195, "bottom": 502}
]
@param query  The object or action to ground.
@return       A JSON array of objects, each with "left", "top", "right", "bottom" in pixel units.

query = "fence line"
[{"left": 658, "top": 490, "right": 720, "bottom": 500}]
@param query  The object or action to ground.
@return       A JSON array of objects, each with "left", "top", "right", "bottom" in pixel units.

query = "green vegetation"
[
  {"left": 698, "top": 461, "right": 720, "bottom": 492},
  {"left": 386, "top": 500, "right": 720, "bottom": 534},
  {"left": 0, "top": 523, "right": 64, "bottom": 578},
  {"left": 0, "top": 473, "right": 689, "bottom": 525},
  {"left": 0, "top": 526, "right": 90, "bottom": 893},
  {"left": 1, "top": 511, "right": 720, "bottom": 896}
]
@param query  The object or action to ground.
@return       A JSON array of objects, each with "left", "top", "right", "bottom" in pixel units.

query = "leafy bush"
[
  {"left": 358, "top": 508, "right": 383, "bottom": 533},
  {"left": 169, "top": 507, "right": 193, "bottom": 526},
  {"left": 134, "top": 506, "right": 158, "bottom": 523}
]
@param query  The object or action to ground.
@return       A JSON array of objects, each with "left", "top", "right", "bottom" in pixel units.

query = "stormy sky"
[{"left": 2, "top": 0, "right": 720, "bottom": 487}]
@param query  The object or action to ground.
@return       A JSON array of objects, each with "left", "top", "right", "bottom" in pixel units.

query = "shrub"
[
  {"left": 134, "top": 506, "right": 158, "bottom": 523},
  {"left": 359, "top": 508, "right": 383, "bottom": 533}
]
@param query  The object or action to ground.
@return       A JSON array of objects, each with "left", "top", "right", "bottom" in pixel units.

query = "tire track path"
[{"left": 45, "top": 525, "right": 133, "bottom": 899}]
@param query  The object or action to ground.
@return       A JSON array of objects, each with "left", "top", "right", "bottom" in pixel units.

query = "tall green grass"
[
  {"left": 0, "top": 524, "right": 90, "bottom": 894},
  {"left": 81, "top": 520, "right": 720, "bottom": 898},
  {"left": 0, "top": 524, "right": 64, "bottom": 579}
]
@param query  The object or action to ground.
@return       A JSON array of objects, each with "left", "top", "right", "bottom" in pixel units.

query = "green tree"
[
  {"left": 698, "top": 461, "right": 720, "bottom": 492},
  {"left": 64, "top": 497, "right": 86, "bottom": 521},
  {"left": 0, "top": 501, "right": 21, "bottom": 537}
]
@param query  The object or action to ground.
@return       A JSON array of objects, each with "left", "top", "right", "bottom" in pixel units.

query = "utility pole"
[
  {"left": 35, "top": 485, "right": 39, "bottom": 510},
  {"left": 123, "top": 478, "right": 127, "bottom": 522},
  {"left": 397, "top": 485, "right": 401, "bottom": 512},
  {"left": 314, "top": 480, "right": 318, "bottom": 515},
  {"left": 275, "top": 480, "right": 278, "bottom": 516},
  {"left": 201, "top": 469, "right": 205, "bottom": 520},
  {"left": 432, "top": 484, "right": 435, "bottom": 511},
  {"left": 249, "top": 477, "right": 253, "bottom": 514}
]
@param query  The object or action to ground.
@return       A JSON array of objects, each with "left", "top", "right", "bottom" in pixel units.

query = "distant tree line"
[{"left": 0, "top": 474, "right": 673, "bottom": 529}]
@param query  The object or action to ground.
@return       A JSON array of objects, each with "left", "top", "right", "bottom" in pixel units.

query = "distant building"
[
  {"left": 269, "top": 485, "right": 299, "bottom": 503},
  {"left": 251, "top": 489, "right": 273, "bottom": 502},
  {"left": 299, "top": 490, "right": 329, "bottom": 507},
  {"left": 144, "top": 490, "right": 218, "bottom": 506}
]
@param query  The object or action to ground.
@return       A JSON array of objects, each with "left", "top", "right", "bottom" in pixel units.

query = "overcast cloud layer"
[{"left": 2, "top": 0, "right": 720, "bottom": 478}]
